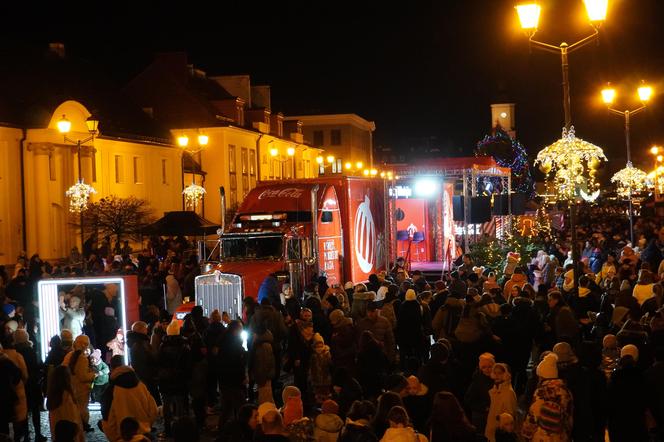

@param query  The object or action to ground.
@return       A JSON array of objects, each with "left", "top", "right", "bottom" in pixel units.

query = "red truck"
[{"left": 175, "top": 176, "right": 389, "bottom": 320}]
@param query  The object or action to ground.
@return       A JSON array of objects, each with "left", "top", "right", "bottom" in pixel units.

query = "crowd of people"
[{"left": 1, "top": 208, "right": 664, "bottom": 441}]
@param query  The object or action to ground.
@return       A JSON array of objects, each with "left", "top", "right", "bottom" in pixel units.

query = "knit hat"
[
  {"left": 281, "top": 385, "right": 301, "bottom": 405},
  {"left": 321, "top": 399, "right": 339, "bottom": 415},
  {"left": 405, "top": 289, "right": 417, "bottom": 301},
  {"left": 283, "top": 395, "right": 304, "bottom": 425},
  {"left": 344, "top": 281, "right": 354, "bottom": 290},
  {"left": 536, "top": 353, "right": 559, "bottom": 379},
  {"left": 13, "top": 329, "right": 30, "bottom": 345},
  {"left": 257, "top": 402, "right": 277, "bottom": 424},
  {"left": 73, "top": 334, "right": 90, "bottom": 351},
  {"left": 329, "top": 309, "right": 345, "bottom": 327},
  {"left": 621, "top": 344, "right": 639, "bottom": 362},
  {"left": 166, "top": 320, "right": 181, "bottom": 336},
  {"left": 5, "top": 320, "right": 18, "bottom": 333},
  {"left": 2, "top": 303, "right": 16, "bottom": 316},
  {"left": 553, "top": 342, "right": 578, "bottom": 364}
]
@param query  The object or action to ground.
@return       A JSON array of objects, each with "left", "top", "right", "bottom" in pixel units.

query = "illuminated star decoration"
[
  {"left": 476, "top": 127, "right": 535, "bottom": 197},
  {"left": 65, "top": 179, "right": 97, "bottom": 213},
  {"left": 535, "top": 126, "right": 606, "bottom": 202},
  {"left": 611, "top": 161, "right": 648, "bottom": 198},
  {"left": 182, "top": 183, "right": 206, "bottom": 209}
]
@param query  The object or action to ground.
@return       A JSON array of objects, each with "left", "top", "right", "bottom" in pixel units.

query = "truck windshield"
[{"left": 221, "top": 235, "right": 283, "bottom": 260}]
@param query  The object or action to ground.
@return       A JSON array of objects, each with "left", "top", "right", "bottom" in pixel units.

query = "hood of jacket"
[
  {"left": 110, "top": 365, "right": 140, "bottom": 388},
  {"left": 509, "top": 273, "right": 527, "bottom": 284},
  {"left": 126, "top": 330, "right": 149, "bottom": 347},
  {"left": 381, "top": 427, "right": 420, "bottom": 442},
  {"left": 353, "top": 291, "right": 375, "bottom": 301},
  {"left": 315, "top": 413, "right": 344, "bottom": 433}
]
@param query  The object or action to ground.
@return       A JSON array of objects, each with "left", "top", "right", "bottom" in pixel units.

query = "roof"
[
  {"left": 284, "top": 113, "right": 375, "bottom": 131},
  {"left": 389, "top": 156, "right": 511, "bottom": 177},
  {"left": 143, "top": 211, "right": 219, "bottom": 236},
  {"left": 0, "top": 47, "right": 172, "bottom": 142}
]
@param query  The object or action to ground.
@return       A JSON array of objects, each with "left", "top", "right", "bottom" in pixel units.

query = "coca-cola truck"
[{"left": 175, "top": 176, "right": 389, "bottom": 320}]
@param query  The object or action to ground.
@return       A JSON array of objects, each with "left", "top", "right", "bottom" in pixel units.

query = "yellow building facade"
[{"left": 0, "top": 100, "right": 183, "bottom": 264}]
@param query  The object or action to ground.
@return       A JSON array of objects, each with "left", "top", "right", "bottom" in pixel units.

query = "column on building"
[
  {"left": 28, "top": 142, "right": 54, "bottom": 257},
  {"left": 79, "top": 145, "right": 95, "bottom": 184}
]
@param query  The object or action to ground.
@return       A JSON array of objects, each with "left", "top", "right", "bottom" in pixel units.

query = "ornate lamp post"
[
  {"left": 58, "top": 114, "right": 99, "bottom": 260},
  {"left": 515, "top": 0, "right": 608, "bottom": 291},
  {"left": 602, "top": 83, "right": 652, "bottom": 244},
  {"left": 177, "top": 132, "right": 209, "bottom": 211}
]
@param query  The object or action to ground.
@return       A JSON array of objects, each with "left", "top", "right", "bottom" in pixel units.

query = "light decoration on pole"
[
  {"left": 535, "top": 126, "right": 606, "bottom": 202},
  {"left": 182, "top": 183, "right": 206, "bottom": 210},
  {"left": 65, "top": 180, "right": 97, "bottom": 213},
  {"left": 611, "top": 162, "right": 648, "bottom": 198}
]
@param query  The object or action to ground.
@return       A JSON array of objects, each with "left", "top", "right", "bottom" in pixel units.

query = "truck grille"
[{"left": 195, "top": 272, "right": 243, "bottom": 320}]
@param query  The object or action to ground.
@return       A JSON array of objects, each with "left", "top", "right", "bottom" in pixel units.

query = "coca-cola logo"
[
  {"left": 257, "top": 188, "right": 305, "bottom": 200},
  {"left": 354, "top": 195, "right": 376, "bottom": 273}
]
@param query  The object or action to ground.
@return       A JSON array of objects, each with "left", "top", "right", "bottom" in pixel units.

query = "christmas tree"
[{"left": 475, "top": 126, "right": 535, "bottom": 198}]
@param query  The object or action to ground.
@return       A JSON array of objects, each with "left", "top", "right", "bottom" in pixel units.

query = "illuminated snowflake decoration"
[
  {"left": 182, "top": 183, "right": 206, "bottom": 209},
  {"left": 535, "top": 126, "right": 607, "bottom": 201},
  {"left": 65, "top": 180, "right": 97, "bottom": 213},
  {"left": 611, "top": 162, "right": 648, "bottom": 199}
]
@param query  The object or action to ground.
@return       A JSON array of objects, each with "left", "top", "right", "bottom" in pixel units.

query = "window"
[
  {"left": 49, "top": 154, "right": 56, "bottom": 181},
  {"left": 330, "top": 129, "right": 341, "bottom": 145},
  {"left": 304, "top": 159, "right": 310, "bottom": 178},
  {"left": 229, "top": 145, "right": 237, "bottom": 205},
  {"left": 321, "top": 211, "right": 333, "bottom": 223},
  {"left": 114, "top": 155, "right": 124, "bottom": 183},
  {"left": 241, "top": 148, "right": 249, "bottom": 197},
  {"left": 161, "top": 159, "right": 168, "bottom": 184},
  {"left": 333, "top": 158, "right": 343, "bottom": 174},
  {"left": 249, "top": 149, "right": 257, "bottom": 188},
  {"left": 133, "top": 157, "right": 144, "bottom": 184},
  {"left": 313, "top": 130, "right": 324, "bottom": 146}
]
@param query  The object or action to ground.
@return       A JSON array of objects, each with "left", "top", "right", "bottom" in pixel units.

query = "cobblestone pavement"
[{"left": 34, "top": 408, "right": 220, "bottom": 441}]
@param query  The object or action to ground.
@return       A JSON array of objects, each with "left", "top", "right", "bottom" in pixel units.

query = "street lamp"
[
  {"left": 270, "top": 144, "right": 297, "bottom": 178},
  {"left": 177, "top": 131, "right": 209, "bottom": 210},
  {"left": 602, "top": 82, "right": 652, "bottom": 244},
  {"left": 58, "top": 114, "right": 99, "bottom": 265},
  {"left": 516, "top": 0, "right": 608, "bottom": 292}
]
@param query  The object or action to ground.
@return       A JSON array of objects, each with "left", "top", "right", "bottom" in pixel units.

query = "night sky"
[{"left": 3, "top": 0, "right": 664, "bottom": 174}]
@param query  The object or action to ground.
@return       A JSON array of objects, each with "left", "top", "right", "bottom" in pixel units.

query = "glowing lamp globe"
[
  {"left": 638, "top": 84, "right": 653, "bottom": 103},
  {"left": 515, "top": 3, "right": 541, "bottom": 30},
  {"left": 584, "top": 0, "right": 608, "bottom": 23},
  {"left": 57, "top": 115, "right": 72, "bottom": 134}
]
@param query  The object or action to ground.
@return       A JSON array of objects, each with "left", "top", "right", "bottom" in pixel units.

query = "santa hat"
[
  {"left": 405, "top": 289, "right": 417, "bottom": 301},
  {"left": 536, "top": 353, "right": 559, "bottom": 379}
]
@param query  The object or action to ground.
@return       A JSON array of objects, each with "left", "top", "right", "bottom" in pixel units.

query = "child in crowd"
[
  {"left": 90, "top": 349, "right": 110, "bottom": 403},
  {"left": 601, "top": 334, "right": 620, "bottom": 379},
  {"left": 486, "top": 363, "right": 517, "bottom": 442},
  {"left": 494, "top": 413, "right": 518, "bottom": 442},
  {"left": 309, "top": 333, "right": 332, "bottom": 405}
]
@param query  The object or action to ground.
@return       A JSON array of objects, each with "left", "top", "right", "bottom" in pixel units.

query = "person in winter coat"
[
  {"left": 431, "top": 295, "right": 465, "bottom": 340},
  {"left": 396, "top": 289, "right": 425, "bottom": 367},
  {"left": 332, "top": 369, "right": 364, "bottom": 419},
  {"left": 607, "top": 345, "right": 649, "bottom": 442},
  {"left": 127, "top": 321, "right": 160, "bottom": 404},
  {"left": 351, "top": 284, "right": 375, "bottom": 321},
  {"left": 165, "top": 269, "right": 182, "bottom": 314},
  {"left": 503, "top": 268, "right": 528, "bottom": 300},
  {"left": 645, "top": 347, "right": 664, "bottom": 441},
  {"left": 463, "top": 352, "right": 495, "bottom": 435},
  {"left": 314, "top": 399, "right": 344, "bottom": 442},
  {"left": 287, "top": 320, "right": 314, "bottom": 405},
  {"left": 90, "top": 349, "right": 110, "bottom": 403},
  {"left": 380, "top": 406, "right": 427, "bottom": 442},
  {"left": 403, "top": 376, "right": 430, "bottom": 434},
  {"left": 428, "top": 391, "right": 478, "bottom": 442},
  {"left": 339, "top": 400, "right": 378, "bottom": 442},
  {"left": 249, "top": 325, "right": 276, "bottom": 405},
  {"left": 101, "top": 362, "right": 158, "bottom": 442},
  {"left": 1, "top": 335, "right": 29, "bottom": 440},
  {"left": 60, "top": 293, "right": 86, "bottom": 338},
  {"left": 329, "top": 309, "right": 357, "bottom": 374},
  {"left": 217, "top": 320, "right": 248, "bottom": 428},
  {"left": 310, "top": 332, "right": 333, "bottom": 404},
  {"left": 218, "top": 403, "right": 258, "bottom": 442},
  {"left": 356, "top": 302, "right": 396, "bottom": 364},
  {"left": 62, "top": 334, "right": 95, "bottom": 431},
  {"left": 485, "top": 363, "right": 517, "bottom": 442},
  {"left": 0, "top": 344, "right": 22, "bottom": 436},
  {"left": 158, "top": 320, "right": 191, "bottom": 436},
  {"left": 257, "top": 273, "right": 280, "bottom": 306},
  {"left": 357, "top": 331, "right": 390, "bottom": 401},
  {"left": 372, "top": 392, "right": 403, "bottom": 440},
  {"left": 13, "top": 329, "right": 46, "bottom": 442},
  {"left": 521, "top": 353, "right": 573, "bottom": 442},
  {"left": 46, "top": 365, "right": 84, "bottom": 442}
]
